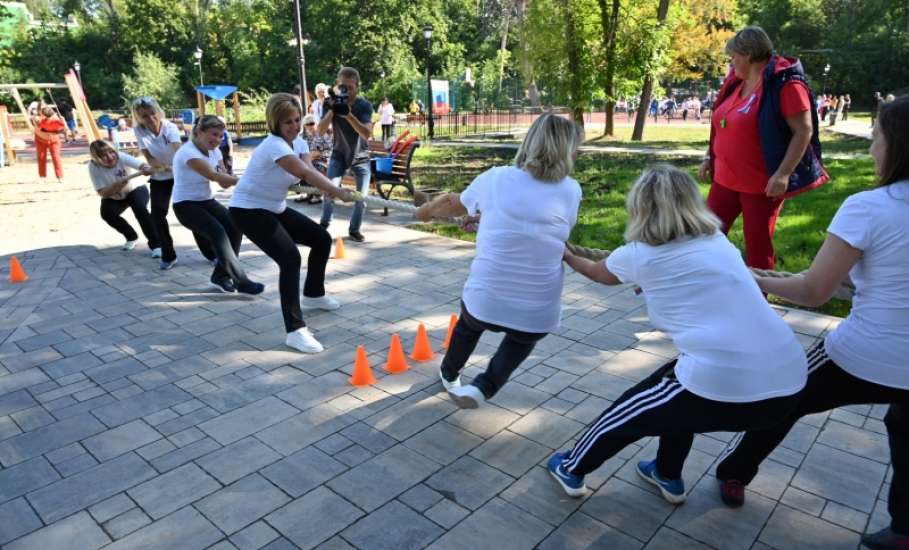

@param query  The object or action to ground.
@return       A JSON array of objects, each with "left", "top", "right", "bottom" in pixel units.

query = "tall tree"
[
  {"left": 598, "top": 0, "right": 621, "bottom": 135},
  {"left": 562, "top": 0, "right": 586, "bottom": 127},
  {"left": 632, "top": 0, "right": 671, "bottom": 141}
]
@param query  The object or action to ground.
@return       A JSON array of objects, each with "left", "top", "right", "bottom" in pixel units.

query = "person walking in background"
[
  {"left": 378, "top": 97, "right": 395, "bottom": 145},
  {"left": 842, "top": 93, "right": 851, "bottom": 121},
  {"left": 311, "top": 83, "right": 328, "bottom": 124},
  {"left": 87, "top": 140, "right": 160, "bottom": 253},
  {"left": 34, "top": 106, "right": 65, "bottom": 183},
  {"left": 700, "top": 26, "right": 827, "bottom": 271},
  {"left": 217, "top": 116, "right": 234, "bottom": 175},
  {"left": 57, "top": 99, "right": 77, "bottom": 142}
]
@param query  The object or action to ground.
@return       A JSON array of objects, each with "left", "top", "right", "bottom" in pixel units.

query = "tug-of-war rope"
[{"left": 288, "top": 184, "right": 856, "bottom": 302}]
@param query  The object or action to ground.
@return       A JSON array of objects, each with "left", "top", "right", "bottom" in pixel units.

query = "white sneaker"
[
  {"left": 151, "top": 248, "right": 162, "bottom": 258},
  {"left": 301, "top": 294, "right": 341, "bottom": 311},
  {"left": 122, "top": 240, "right": 138, "bottom": 251},
  {"left": 439, "top": 369, "right": 462, "bottom": 391},
  {"left": 285, "top": 327, "right": 324, "bottom": 354},
  {"left": 448, "top": 384, "right": 485, "bottom": 409}
]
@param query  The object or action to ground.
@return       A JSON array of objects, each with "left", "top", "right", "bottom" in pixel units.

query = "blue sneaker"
[
  {"left": 547, "top": 452, "right": 588, "bottom": 497},
  {"left": 636, "top": 460, "right": 686, "bottom": 504}
]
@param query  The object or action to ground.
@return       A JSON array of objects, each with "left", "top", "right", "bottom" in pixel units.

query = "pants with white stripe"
[
  {"left": 564, "top": 360, "right": 800, "bottom": 479},
  {"left": 717, "top": 341, "right": 909, "bottom": 533}
]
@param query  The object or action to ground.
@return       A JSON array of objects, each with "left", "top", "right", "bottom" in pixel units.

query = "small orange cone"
[
  {"left": 333, "top": 237, "right": 346, "bottom": 259},
  {"left": 410, "top": 323, "right": 435, "bottom": 362},
  {"left": 349, "top": 345, "right": 376, "bottom": 386},
  {"left": 8, "top": 256, "right": 28, "bottom": 283},
  {"left": 441, "top": 314, "right": 458, "bottom": 349},
  {"left": 384, "top": 334, "right": 410, "bottom": 374}
]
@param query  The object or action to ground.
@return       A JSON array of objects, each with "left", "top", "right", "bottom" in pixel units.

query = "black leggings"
[
  {"left": 149, "top": 179, "right": 216, "bottom": 262},
  {"left": 717, "top": 341, "right": 909, "bottom": 533},
  {"left": 230, "top": 206, "right": 331, "bottom": 332},
  {"left": 440, "top": 302, "right": 547, "bottom": 399},
  {"left": 100, "top": 185, "right": 159, "bottom": 249},
  {"left": 173, "top": 199, "right": 250, "bottom": 285}
]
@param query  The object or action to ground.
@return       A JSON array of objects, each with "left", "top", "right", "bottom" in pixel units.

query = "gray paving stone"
[
  {"left": 0, "top": 413, "right": 105, "bottom": 466},
  {"left": 334, "top": 443, "right": 373, "bottom": 466},
  {"left": 255, "top": 402, "right": 355, "bottom": 455},
  {"left": 792, "top": 443, "right": 887, "bottom": 513},
  {"left": 89, "top": 493, "right": 136, "bottom": 523},
  {"left": 0, "top": 389, "right": 37, "bottom": 416},
  {"left": 328, "top": 444, "right": 441, "bottom": 512},
  {"left": 261, "top": 445, "right": 347, "bottom": 498},
  {"left": 427, "top": 497, "right": 552, "bottom": 550},
  {"left": 155, "top": 405, "right": 219, "bottom": 436},
  {"left": 266, "top": 486, "right": 364, "bottom": 550},
  {"left": 229, "top": 521, "right": 280, "bottom": 550},
  {"left": 82, "top": 419, "right": 162, "bottom": 462},
  {"left": 195, "top": 473, "right": 290, "bottom": 534},
  {"left": 642, "top": 526, "right": 713, "bottom": 550},
  {"left": 4, "top": 510, "right": 110, "bottom": 550},
  {"left": 149, "top": 436, "right": 220, "bottom": 472},
  {"left": 821, "top": 501, "right": 868, "bottom": 532},
  {"left": 198, "top": 396, "right": 298, "bottom": 445},
  {"left": 469, "top": 429, "right": 551, "bottom": 477},
  {"left": 84, "top": 357, "right": 147, "bottom": 384},
  {"left": 339, "top": 421, "right": 397, "bottom": 453},
  {"left": 0, "top": 368, "right": 50, "bottom": 398},
  {"left": 102, "top": 505, "right": 223, "bottom": 550},
  {"left": 196, "top": 436, "right": 282, "bottom": 485},
  {"left": 500, "top": 465, "right": 588, "bottom": 525},
  {"left": 580, "top": 478, "right": 676, "bottom": 541},
  {"left": 127, "top": 462, "right": 221, "bottom": 519},
  {"left": 27, "top": 452, "right": 156, "bottom": 523},
  {"left": 817, "top": 420, "right": 891, "bottom": 464},
  {"left": 781, "top": 486, "right": 827, "bottom": 516},
  {"left": 425, "top": 455, "right": 514, "bottom": 511},
  {"left": 399, "top": 484, "right": 444, "bottom": 512},
  {"left": 0, "top": 455, "right": 60, "bottom": 501},
  {"left": 136, "top": 438, "right": 176, "bottom": 461},
  {"left": 342, "top": 500, "right": 444, "bottom": 550},
  {"left": 0, "top": 497, "right": 43, "bottom": 545},
  {"left": 56, "top": 451, "right": 99, "bottom": 476},
  {"left": 314, "top": 433, "right": 354, "bottom": 454},
  {"left": 104, "top": 507, "right": 152, "bottom": 539},
  {"left": 364, "top": 391, "right": 457, "bottom": 441},
  {"left": 168, "top": 426, "right": 205, "bottom": 447},
  {"left": 487, "top": 382, "right": 551, "bottom": 416},
  {"left": 539, "top": 512, "right": 642, "bottom": 550},
  {"left": 0, "top": 415, "right": 21, "bottom": 440},
  {"left": 758, "top": 505, "right": 862, "bottom": 550},
  {"left": 444, "top": 404, "right": 520, "bottom": 438},
  {"left": 11, "top": 406, "right": 55, "bottom": 432},
  {"left": 92, "top": 384, "right": 192, "bottom": 428},
  {"left": 424, "top": 498, "right": 470, "bottom": 529},
  {"left": 403, "top": 421, "right": 483, "bottom": 465},
  {"left": 507, "top": 408, "right": 585, "bottom": 449}
]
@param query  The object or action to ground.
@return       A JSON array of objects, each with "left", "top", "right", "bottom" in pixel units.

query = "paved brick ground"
[{"left": 0, "top": 198, "right": 890, "bottom": 549}]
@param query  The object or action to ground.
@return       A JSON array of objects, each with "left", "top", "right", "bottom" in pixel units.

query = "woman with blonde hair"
[
  {"left": 230, "top": 93, "right": 354, "bottom": 353},
  {"left": 547, "top": 164, "right": 807, "bottom": 504},
  {"left": 171, "top": 115, "right": 264, "bottom": 295},
  {"left": 415, "top": 113, "right": 583, "bottom": 408},
  {"left": 87, "top": 140, "right": 159, "bottom": 251}
]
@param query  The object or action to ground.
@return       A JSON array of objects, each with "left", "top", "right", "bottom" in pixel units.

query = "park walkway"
[{"left": 0, "top": 194, "right": 890, "bottom": 550}]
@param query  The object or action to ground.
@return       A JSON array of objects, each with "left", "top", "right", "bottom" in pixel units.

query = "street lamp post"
[
  {"left": 193, "top": 47, "right": 204, "bottom": 87},
  {"left": 380, "top": 70, "right": 386, "bottom": 98},
  {"left": 291, "top": 0, "right": 310, "bottom": 113},
  {"left": 822, "top": 63, "right": 831, "bottom": 95},
  {"left": 423, "top": 24, "right": 434, "bottom": 140},
  {"left": 73, "top": 61, "right": 82, "bottom": 86}
]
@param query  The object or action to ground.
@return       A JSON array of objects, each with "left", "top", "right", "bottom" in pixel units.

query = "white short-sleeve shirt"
[
  {"left": 824, "top": 181, "right": 909, "bottom": 389},
  {"left": 230, "top": 135, "right": 309, "bottom": 213},
  {"left": 606, "top": 232, "right": 807, "bottom": 403},
  {"left": 459, "top": 166, "right": 582, "bottom": 333},
  {"left": 89, "top": 153, "right": 145, "bottom": 200},
  {"left": 171, "top": 142, "right": 222, "bottom": 203},
  {"left": 134, "top": 120, "right": 182, "bottom": 181}
]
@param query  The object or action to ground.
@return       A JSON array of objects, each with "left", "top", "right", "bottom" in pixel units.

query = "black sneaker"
[
  {"left": 319, "top": 221, "right": 330, "bottom": 229},
  {"left": 236, "top": 281, "right": 265, "bottom": 295},
  {"left": 348, "top": 231, "right": 365, "bottom": 242},
  {"left": 861, "top": 527, "right": 909, "bottom": 550},
  {"left": 210, "top": 276, "right": 236, "bottom": 293}
]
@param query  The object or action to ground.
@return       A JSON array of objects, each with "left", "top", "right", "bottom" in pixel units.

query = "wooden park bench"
[{"left": 338, "top": 135, "right": 420, "bottom": 216}]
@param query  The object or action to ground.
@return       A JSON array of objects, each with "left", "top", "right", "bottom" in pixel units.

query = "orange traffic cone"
[
  {"left": 349, "top": 345, "right": 376, "bottom": 386},
  {"left": 333, "top": 237, "right": 346, "bottom": 259},
  {"left": 410, "top": 323, "right": 434, "bottom": 362},
  {"left": 8, "top": 256, "right": 28, "bottom": 283},
  {"left": 384, "top": 334, "right": 410, "bottom": 374},
  {"left": 441, "top": 314, "right": 458, "bottom": 349}
]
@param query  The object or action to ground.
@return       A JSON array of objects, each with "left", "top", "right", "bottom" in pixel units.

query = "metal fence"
[{"left": 397, "top": 109, "right": 562, "bottom": 140}]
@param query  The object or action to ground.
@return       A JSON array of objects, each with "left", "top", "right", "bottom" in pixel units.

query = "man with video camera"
[{"left": 317, "top": 66, "right": 375, "bottom": 242}]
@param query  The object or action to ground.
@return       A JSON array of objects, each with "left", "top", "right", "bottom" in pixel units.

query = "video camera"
[{"left": 326, "top": 84, "right": 350, "bottom": 116}]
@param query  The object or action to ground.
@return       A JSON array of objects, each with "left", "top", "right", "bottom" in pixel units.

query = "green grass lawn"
[{"left": 409, "top": 141, "right": 874, "bottom": 317}]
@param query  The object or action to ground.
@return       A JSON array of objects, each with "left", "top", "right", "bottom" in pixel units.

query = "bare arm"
[
  {"left": 317, "top": 111, "right": 333, "bottom": 136},
  {"left": 275, "top": 155, "right": 354, "bottom": 201},
  {"left": 344, "top": 113, "right": 375, "bottom": 141},
  {"left": 415, "top": 193, "right": 469, "bottom": 222},
  {"left": 186, "top": 158, "right": 238, "bottom": 188},
  {"left": 766, "top": 110, "right": 813, "bottom": 197},
  {"left": 563, "top": 249, "right": 622, "bottom": 285},
  {"left": 756, "top": 233, "right": 860, "bottom": 307}
]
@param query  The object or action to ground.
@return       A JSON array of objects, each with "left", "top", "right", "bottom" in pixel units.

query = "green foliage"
[{"left": 122, "top": 52, "right": 184, "bottom": 108}]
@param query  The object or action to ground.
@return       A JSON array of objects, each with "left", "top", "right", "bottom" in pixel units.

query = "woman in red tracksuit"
[{"left": 35, "top": 106, "right": 66, "bottom": 183}]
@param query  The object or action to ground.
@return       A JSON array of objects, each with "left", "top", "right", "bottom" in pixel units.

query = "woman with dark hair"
[
  {"left": 715, "top": 95, "right": 909, "bottom": 550},
  {"left": 700, "top": 26, "right": 827, "bottom": 271},
  {"left": 34, "top": 106, "right": 65, "bottom": 183}
]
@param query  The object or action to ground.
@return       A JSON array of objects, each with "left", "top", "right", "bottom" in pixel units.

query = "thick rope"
[{"left": 288, "top": 185, "right": 855, "bottom": 301}]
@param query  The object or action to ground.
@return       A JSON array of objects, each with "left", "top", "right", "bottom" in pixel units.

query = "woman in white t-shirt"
[
  {"left": 87, "top": 140, "right": 159, "bottom": 252},
  {"left": 171, "top": 115, "right": 264, "bottom": 295},
  {"left": 378, "top": 97, "right": 395, "bottom": 144},
  {"left": 547, "top": 164, "right": 807, "bottom": 505},
  {"left": 415, "top": 113, "right": 583, "bottom": 409},
  {"left": 132, "top": 96, "right": 216, "bottom": 269},
  {"left": 230, "top": 93, "right": 354, "bottom": 354},
  {"left": 717, "top": 95, "right": 909, "bottom": 550}
]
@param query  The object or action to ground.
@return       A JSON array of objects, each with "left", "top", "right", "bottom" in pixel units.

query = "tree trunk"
[
  {"left": 632, "top": 0, "right": 671, "bottom": 141},
  {"left": 497, "top": 7, "right": 511, "bottom": 99},
  {"left": 598, "top": 0, "right": 621, "bottom": 136},
  {"left": 563, "top": 0, "right": 585, "bottom": 129}
]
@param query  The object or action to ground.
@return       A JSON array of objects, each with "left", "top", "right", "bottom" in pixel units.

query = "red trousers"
[
  {"left": 36, "top": 138, "right": 63, "bottom": 179},
  {"left": 706, "top": 182, "right": 785, "bottom": 270}
]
